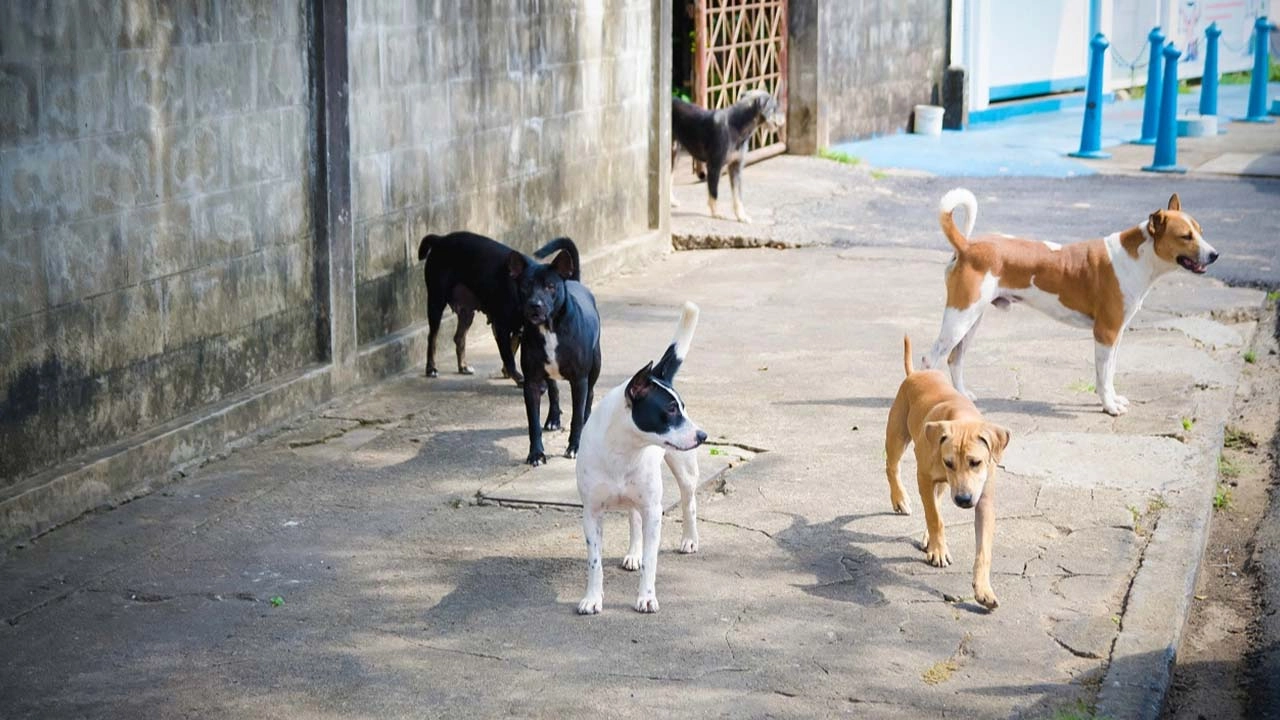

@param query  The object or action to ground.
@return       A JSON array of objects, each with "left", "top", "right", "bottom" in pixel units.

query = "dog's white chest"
[{"left": 541, "top": 327, "right": 561, "bottom": 379}]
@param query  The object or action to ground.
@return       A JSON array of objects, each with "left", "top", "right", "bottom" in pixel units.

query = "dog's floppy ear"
[
  {"left": 551, "top": 249, "right": 575, "bottom": 280},
  {"left": 1168, "top": 193, "right": 1181, "bottom": 212},
  {"left": 924, "top": 421, "right": 952, "bottom": 451},
  {"left": 1147, "top": 209, "right": 1166, "bottom": 236},
  {"left": 977, "top": 423, "right": 1012, "bottom": 463},
  {"left": 625, "top": 362, "right": 655, "bottom": 405},
  {"left": 507, "top": 251, "right": 527, "bottom": 279}
]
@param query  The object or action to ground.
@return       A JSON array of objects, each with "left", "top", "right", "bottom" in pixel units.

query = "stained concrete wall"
[
  {"left": 787, "top": 0, "right": 949, "bottom": 151},
  {"left": 0, "top": 1, "right": 318, "bottom": 486},
  {"left": 347, "top": 0, "right": 655, "bottom": 344}
]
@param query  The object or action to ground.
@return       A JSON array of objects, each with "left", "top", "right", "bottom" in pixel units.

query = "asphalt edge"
[{"left": 1096, "top": 312, "right": 1264, "bottom": 720}]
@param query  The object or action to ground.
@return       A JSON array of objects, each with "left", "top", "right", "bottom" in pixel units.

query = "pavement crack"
[
  {"left": 700, "top": 517, "right": 774, "bottom": 539},
  {"left": 600, "top": 666, "right": 750, "bottom": 682},
  {"left": 1049, "top": 633, "right": 1106, "bottom": 660}
]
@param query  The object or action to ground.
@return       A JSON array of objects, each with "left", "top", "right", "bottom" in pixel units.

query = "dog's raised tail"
[
  {"left": 939, "top": 188, "right": 977, "bottom": 254},
  {"left": 653, "top": 302, "right": 699, "bottom": 382},
  {"left": 533, "top": 237, "right": 581, "bottom": 281},
  {"left": 902, "top": 335, "right": 914, "bottom": 377}
]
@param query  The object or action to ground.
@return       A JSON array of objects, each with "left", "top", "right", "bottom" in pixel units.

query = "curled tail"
[
  {"left": 902, "top": 335, "right": 914, "bottom": 377},
  {"left": 939, "top": 188, "right": 977, "bottom": 254},
  {"left": 533, "top": 237, "right": 581, "bottom": 281},
  {"left": 653, "top": 302, "right": 700, "bottom": 382},
  {"left": 417, "top": 234, "right": 439, "bottom": 261}
]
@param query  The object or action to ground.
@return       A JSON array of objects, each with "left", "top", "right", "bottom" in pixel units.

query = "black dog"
[
  {"left": 671, "top": 89, "right": 785, "bottom": 223},
  {"left": 507, "top": 245, "right": 601, "bottom": 466},
  {"left": 417, "top": 232, "right": 579, "bottom": 385}
]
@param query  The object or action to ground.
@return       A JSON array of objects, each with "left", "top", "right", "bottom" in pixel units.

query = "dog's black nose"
[
  {"left": 954, "top": 493, "right": 973, "bottom": 508},
  {"left": 695, "top": 430, "right": 708, "bottom": 445},
  {"left": 1207, "top": 251, "right": 1219, "bottom": 264}
]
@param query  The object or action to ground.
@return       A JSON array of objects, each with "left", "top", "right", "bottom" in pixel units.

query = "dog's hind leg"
[
  {"left": 884, "top": 394, "right": 912, "bottom": 515},
  {"left": 728, "top": 160, "right": 751, "bottom": 223},
  {"left": 453, "top": 306, "right": 476, "bottom": 375},
  {"left": 425, "top": 287, "right": 447, "bottom": 378},
  {"left": 946, "top": 312, "right": 984, "bottom": 400},
  {"left": 621, "top": 509, "right": 642, "bottom": 570},
  {"left": 564, "top": 377, "right": 588, "bottom": 458},
  {"left": 543, "top": 379, "right": 563, "bottom": 431},
  {"left": 578, "top": 505, "right": 605, "bottom": 614},
  {"left": 634, "top": 502, "right": 662, "bottom": 613},
  {"left": 705, "top": 159, "right": 724, "bottom": 219},
  {"left": 493, "top": 324, "right": 522, "bottom": 385},
  {"left": 666, "top": 449, "right": 701, "bottom": 553}
]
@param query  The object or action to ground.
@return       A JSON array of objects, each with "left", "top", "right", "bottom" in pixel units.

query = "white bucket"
[
  {"left": 913, "top": 105, "right": 944, "bottom": 137},
  {"left": 1177, "top": 113, "right": 1217, "bottom": 137}
]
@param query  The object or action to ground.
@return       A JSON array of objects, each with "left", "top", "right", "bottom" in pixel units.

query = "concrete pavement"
[{"left": 0, "top": 222, "right": 1268, "bottom": 717}]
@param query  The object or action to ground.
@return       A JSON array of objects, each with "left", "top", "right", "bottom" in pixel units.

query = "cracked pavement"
[{"left": 1, "top": 160, "right": 1274, "bottom": 718}]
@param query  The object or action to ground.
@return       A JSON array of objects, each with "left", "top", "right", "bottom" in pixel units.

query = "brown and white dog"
[
  {"left": 887, "top": 336, "right": 1011, "bottom": 609},
  {"left": 923, "top": 189, "right": 1218, "bottom": 416}
]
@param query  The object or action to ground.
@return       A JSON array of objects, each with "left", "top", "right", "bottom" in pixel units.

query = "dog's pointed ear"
[
  {"left": 1168, "top": 193, "right": 1181, "bottom": 212},
  {"left": 551, "top": 249, "right": 575, "bottom": 280},
  {"left": 652, "top": 344, "right": 682, "bottom": 383},
  {"left": 625, "top": 362, "right": 655, "bottom": 405},
  {"left": 507, "top": 251, "right": 527, "bottom": 279},
  {"left": 924, "top": 421, "right": 952, "bottom": 451},
  {"left": 978, "top": 423, "right": 1012, "bottom": 463},
  {"left": 1147, "top": 209, "right": 1167, "bottom": 236}
]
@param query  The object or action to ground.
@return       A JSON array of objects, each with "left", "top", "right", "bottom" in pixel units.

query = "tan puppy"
[
  {"left": 923, "top": 189, "right": 1218, "bottom": 415},
  {"left": 886, "top": 336, "right": 1012, "bottom": 609}
]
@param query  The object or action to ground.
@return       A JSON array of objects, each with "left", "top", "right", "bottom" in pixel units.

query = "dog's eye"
[
  {"left": 544, "top": 282, "right": 556, "bottom": 291},
  {"left": 1182, "top": 233, "right": 1194, "bottom": 241},
  {"left": 666, "top": 402, "right": 679, "bottom": 415},
  {"left": 943, "top": 459, "right": 954, "bottom": 470},
  {"left": 969, "top": 458, "right": 981, "bottom": 468}
]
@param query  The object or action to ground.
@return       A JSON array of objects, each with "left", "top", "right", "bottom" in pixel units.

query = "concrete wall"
[
  {"left": 0, "top": 1, "right": 318, "bottom": 486},
  {"left": 787, "top": 0, "right": 949, "bottom": 151},
  {"left": 347, "top": 0, "right": 654, "bottom": 344}
]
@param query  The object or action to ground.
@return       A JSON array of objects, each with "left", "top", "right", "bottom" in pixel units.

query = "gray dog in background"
[{"left": 671, "top": 89, "right": 785, "bottom": 223}]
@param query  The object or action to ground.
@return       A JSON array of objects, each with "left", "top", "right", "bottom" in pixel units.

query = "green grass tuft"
[
  {"left": 818, "top": 147, "right": 861, "bottom": 165},
  {"left": 1244, "top": 350, "right": 1257, "bottom": 364}
]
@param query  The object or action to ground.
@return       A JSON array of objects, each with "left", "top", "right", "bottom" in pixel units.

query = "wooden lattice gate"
[{"left": 693, "top": 0, "right": 788, "bottom": 162}]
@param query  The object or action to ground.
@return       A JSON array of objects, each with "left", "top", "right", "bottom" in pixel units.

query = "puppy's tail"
[
  {"left": 533, "top": 237, "right": 581, "bottom": 281},
  {"left": 653, "top": 302, "right": 700, "bottom": 382},
  {"left": 417, "top": 234, "right": 440, "bottom": 262},
  {"left": 939, "top": 188, "right": 977, "bottom": 254},
  {"left": 902, "top": 335, "right": 914, "bottom": 377}
]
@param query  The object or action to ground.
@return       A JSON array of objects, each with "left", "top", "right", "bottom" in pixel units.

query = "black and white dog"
[
  {"left": 508, "top": 243, "right": 601, "bottom": 466},
  {"left": 671, "top": 89, "right": 785, "bottom": 223},
  {"left": 575, "top": 303, "right": 707, "bottom": 615},
  {"left": 418, "top": 232, "right": 580, "bottom": 385}
]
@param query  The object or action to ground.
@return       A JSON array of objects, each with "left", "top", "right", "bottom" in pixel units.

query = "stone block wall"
[
  {"left": 787, "top": 0, "right": 949, "bottom": 150},
  {"left": 347, "top": 0, "right": 654, "bottom": 344},
  {"left": 0, "top": 1, "right": 318, "bottom": 484}
]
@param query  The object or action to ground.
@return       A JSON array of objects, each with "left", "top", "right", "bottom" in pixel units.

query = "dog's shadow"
[
  {"left": 420, "top": 555, "right": 577, "bottom": 631},
  {"left": 770, "top": 512, "right": 990, "bottom": 613}
]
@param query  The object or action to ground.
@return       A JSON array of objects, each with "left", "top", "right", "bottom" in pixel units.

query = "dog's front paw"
[
  {"left": 620, "top": 554, "right": 641, "bottom": 571},
  {"left": 457, "top": 365, "right": 475, "bottom": 375},
  {"left": 543, "top": 417, "right": 562, "bottom": 431},
  {"left": 736, "top": 212, "right": 753, "bottom": 224},
  {"left": 564, "top": 447, "right": 577, "bottom": 459},
  {"left": 974, "top": 584, "right": 1000, "bottom": 610},
  {"left": 634, "top": 594, "right": 660, "bottom": 613},
  {"left": 925, "top": 543, "right": 952, "bottom": 567},
  {"left": 679, "top": 536, "right": 699, "bottom": 554},
  {"left": 890, "top": 492, "right": 912, "bottom": 515},
  {"left": 1101, "top": 399, "right": 1128, "bottom": 416},
  {"left": 425, "top": 366, "right": 439, "bottom": 378},
  {"left": 526, "top": 450, "right": 548, "bottom": 466},
  {"left": 1114, "top": 394, "right": 1130, "bottom": 408},
  {"left": 577, "top": 595, "right": 603, "bottom": 615}
]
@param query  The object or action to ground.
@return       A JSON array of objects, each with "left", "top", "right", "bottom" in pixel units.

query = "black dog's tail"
[
  {"left": 532, "top": 237, "right": 581, "bottom": 281},
  {"left": 417, "top": 234, "right": 441, "bottom": 262}
]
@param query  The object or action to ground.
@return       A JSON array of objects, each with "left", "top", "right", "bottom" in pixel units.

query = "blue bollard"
[
  {"left": 1199, "top": 22, "right": 1221, "bottom": 118},
  {"left": 1134, "top": 27, "right": 1165, "bottom": 144},
  {"left": 1071, "top": 33, "right": 1111, "bottom": 159},
  {"left": 1242, "top": 17, "right": 1275, "bottom": 123},
  {"left": 1144, "top": 43, "right": 1186, "bottom": 173}
]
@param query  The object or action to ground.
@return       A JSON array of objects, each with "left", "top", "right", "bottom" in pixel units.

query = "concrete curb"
[{"left": 1096, "top": 319, "right": 1261, "bottom": 719}]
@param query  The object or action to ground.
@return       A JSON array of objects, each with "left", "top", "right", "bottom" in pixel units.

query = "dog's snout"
[
  {"left": 953, "top": 492, "right": 973, "bottom": 508},
  {"left": 528, "top": 299, "right": 544, "bottom": 309},
  {"left": 695, "top": 430, "right": 708, "bottom": 445},
  {"left": 1207, "top": 250, "right": 1219, "bottom": 264}
]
